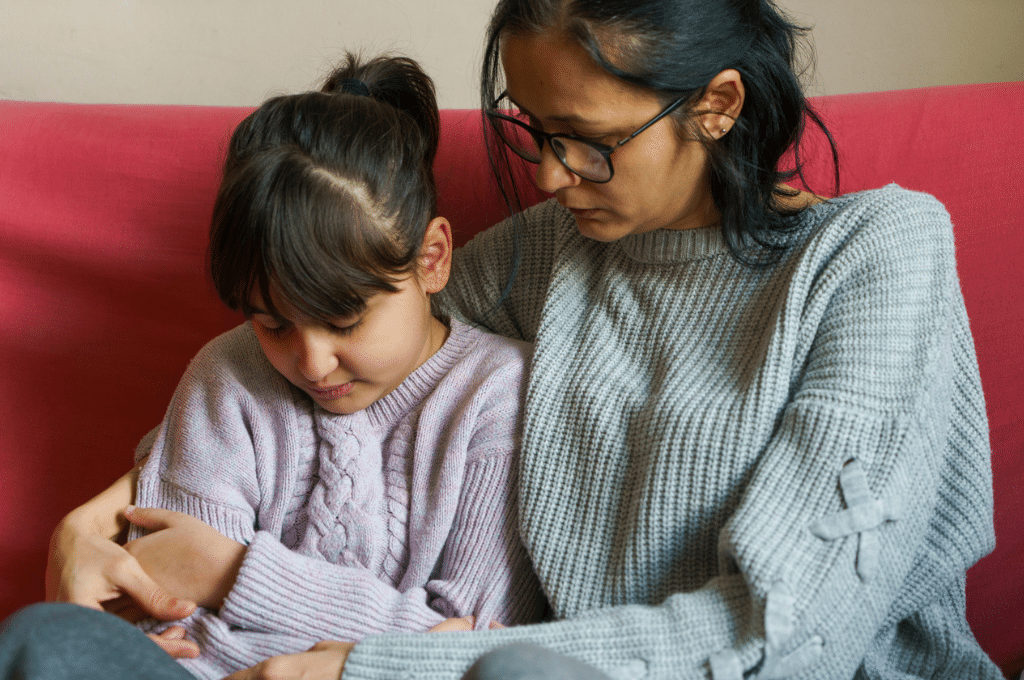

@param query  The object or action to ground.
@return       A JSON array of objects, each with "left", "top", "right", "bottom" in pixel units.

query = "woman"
[{"left": 15, "top": 0, "right": 999, "bottom": 678}]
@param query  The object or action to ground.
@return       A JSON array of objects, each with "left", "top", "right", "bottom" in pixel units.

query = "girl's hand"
[
  {"left": 224, "top": 641, "right": 354, "bottom": 680},
  {"left": 428, "top": 616, "right": 506, "bottom": 632},
  {"left": 122, "top": 506, "right": 247, "bottom": 610},
  {"left": 46, "top": 511, "right": 196, "bottom": 622},
  {"left": 148, "top": 625, "right": 201, "bottom": 659}
]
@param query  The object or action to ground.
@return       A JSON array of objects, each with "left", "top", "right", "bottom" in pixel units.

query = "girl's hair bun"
[{"left": 322, "top": 53, "right": 440, "bottom": 167}]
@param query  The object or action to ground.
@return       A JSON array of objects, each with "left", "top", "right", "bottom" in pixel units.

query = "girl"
[
  {"left": 2, "top": 54, "right": 545, "bottom": 679},
  {"left": 40, "top": 0, "right": 999, "bottom": 678}
]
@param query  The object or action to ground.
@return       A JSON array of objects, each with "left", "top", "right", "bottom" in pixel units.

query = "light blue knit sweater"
[{"left": 342, "top": 186, "right": 999, "bottom": 679}]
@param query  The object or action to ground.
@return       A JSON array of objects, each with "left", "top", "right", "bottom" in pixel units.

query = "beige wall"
[{"left": 1, "top": 0, "right": 1021, "bottom": 109}]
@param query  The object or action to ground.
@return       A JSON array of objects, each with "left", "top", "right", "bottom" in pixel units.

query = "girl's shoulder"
[
  {"left": 189, "top": 322, "right": 266, "bottom": 373},
  {"left": 183, "top": 322, "right": 294, "bottom": 402},
  {"left": 445, "top": 317, "right": 533, "bottom": 375}
]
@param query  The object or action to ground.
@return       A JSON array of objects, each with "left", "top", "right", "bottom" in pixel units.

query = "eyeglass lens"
[{"left": 492, "top": 104, "right": 612, "bottom": 182}]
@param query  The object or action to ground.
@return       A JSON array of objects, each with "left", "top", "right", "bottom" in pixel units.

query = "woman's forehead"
[{"left": 500, "top": 30, "right": 657, "bottom": 125}]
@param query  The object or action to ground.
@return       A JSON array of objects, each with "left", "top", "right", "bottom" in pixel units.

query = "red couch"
[{"left": 1, "top": 83, "right": 1021, "bottom": 676}]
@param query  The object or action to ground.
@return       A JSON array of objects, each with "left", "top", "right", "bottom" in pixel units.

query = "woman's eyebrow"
[{"left": 507, "top": 95, "right": 597, "bottom": 127}]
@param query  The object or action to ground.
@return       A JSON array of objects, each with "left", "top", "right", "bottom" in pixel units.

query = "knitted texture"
[
  {"left": 130, "top": 318, "right": 548, "bottom": 679},
  {"left": 341, "top": 186, "right": 999, "bottom": 680}
]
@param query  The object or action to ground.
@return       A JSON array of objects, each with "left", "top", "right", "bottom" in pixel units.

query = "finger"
[
  {"left": 156, "top": 626, "right": 187, "bottom": 640},
  {"left": 488, "top": 620, "right": 506, "bottom": 629},
  {"left": 122, "top": 505, "right": 175, "bottom": 531},
  {"left": 114, "top": 563, "right": 197, "bottom": 621},
  {"left": 148, "top": 633, "right": 201, "bottom": 659},
  {"left": 428, "top": 616, "right": 475, "bottom": 633}
]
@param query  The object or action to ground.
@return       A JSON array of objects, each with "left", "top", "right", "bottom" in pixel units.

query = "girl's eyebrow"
[{"left": 248, "top": 306, "right": 289, "bottom": 324}]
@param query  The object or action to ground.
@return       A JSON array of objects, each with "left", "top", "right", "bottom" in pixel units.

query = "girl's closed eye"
[
  {"left": 252, "top": 314, "right": 290, "bottom": 338},
  {"left": 327, "top": 318, "right": 362, "bottom": 336}
]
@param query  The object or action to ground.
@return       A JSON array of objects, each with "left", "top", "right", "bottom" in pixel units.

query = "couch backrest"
[{"left": 1, "top": 82, "right": 1020, "bottom": 675}]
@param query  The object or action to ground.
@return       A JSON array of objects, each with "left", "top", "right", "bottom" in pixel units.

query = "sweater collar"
[
  {"left": 615, "top": 223, "right": 730, "bottom": 264},
  {"left": 356, "top": 316, "right": 475, "bottom": 428}
]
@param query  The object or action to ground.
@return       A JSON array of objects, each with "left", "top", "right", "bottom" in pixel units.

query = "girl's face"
[
  {"left": 249, "top": 218, "right": 452, "bottom": 415},
  {"left": 500, "top": 30, "right": 725, "bottom": 241}
]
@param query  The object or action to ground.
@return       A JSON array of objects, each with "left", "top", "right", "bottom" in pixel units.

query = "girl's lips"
[{"left": 307, "top": 381, "right": 355, "bottom": 399}]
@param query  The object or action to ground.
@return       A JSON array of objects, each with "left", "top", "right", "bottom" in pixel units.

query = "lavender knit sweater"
[{"left": 130, "top": 318, "right": 547, "bottom": 679}]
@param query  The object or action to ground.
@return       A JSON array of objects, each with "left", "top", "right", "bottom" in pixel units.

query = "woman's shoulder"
[
  {"left": 803, "top": 184, "right": 950, "bottom": 232},
  {"left": 462, "top": 198, "right": 574, "bottom": 250},
  {"left": 794, "top": 184, "right": 954, "bottom": 264}
]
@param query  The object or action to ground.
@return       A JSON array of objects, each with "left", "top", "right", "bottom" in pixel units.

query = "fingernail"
[{"left": 124, "top": 505, "right": 137, "bottom": 514}]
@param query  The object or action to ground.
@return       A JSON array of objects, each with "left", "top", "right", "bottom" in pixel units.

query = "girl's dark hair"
[
  {"left": 482, "top": 0, "right": 839, "bottom": 265},
  {"left": 209, "top": 53, "right": 440, "bottom": 321}
]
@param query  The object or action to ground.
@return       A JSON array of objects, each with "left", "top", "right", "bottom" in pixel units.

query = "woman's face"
[{"left": 500, "top": 30, "right": 720, "bottom": 241}]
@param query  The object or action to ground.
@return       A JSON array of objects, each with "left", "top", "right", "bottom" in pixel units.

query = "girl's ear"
[
  {"left": 698, "top": 69, "right": 745, "bottom": 139},
  {"left": 417, "top": 217, "right": 452, "bottom": 294}
]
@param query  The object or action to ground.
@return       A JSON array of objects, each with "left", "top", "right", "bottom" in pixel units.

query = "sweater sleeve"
[
  {"left": 218, "top": 454, "right": 545, "bottom": 640},
  {"left": 218, "top": 340, "right": 548, "bottom": 642},
  {"left": 130, "top": 324, "right": 295, "bottom": 545},
  {"left": 340, "top": 191, "right": 997, "bottom": 679}
]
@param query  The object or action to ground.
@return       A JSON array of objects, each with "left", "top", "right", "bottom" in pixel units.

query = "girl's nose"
[
  {"left": 295, "top": 329, "right": 339, "bottom": 383},
  {"left": 533, "top": 143, "right": 581, "bottom": 194}
]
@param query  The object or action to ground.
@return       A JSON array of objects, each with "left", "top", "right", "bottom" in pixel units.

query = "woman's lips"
[
  {"left": 307, "top": 381, "right": 355, "bottom": 399},
  {"left": 567, "top": 207, "right": 599, "bottom": 219}
]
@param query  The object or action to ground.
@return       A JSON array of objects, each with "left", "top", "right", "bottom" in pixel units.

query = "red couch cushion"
[{"left": 1, "top": 84, "right": 1021, "bottom": 675}]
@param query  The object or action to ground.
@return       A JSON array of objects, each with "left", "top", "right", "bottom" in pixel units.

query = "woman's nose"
[
  {"left": 533, "top": 143, "right": 581, "bottom": 194},
  {"left": 295, "top": 330, "right": 339, "bottom": 383}
]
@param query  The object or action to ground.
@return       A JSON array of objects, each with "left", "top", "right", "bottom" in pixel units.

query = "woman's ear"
[
  {"left": 417, "top": 217, "right": 452, "bottom": 294},
  {"left": 698, "top": 69, "right": 745, "bottom": 139}
]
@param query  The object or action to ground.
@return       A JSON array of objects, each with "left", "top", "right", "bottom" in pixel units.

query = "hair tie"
[{"left": 340, "top": 78, "right": 370, "bottom": 97}]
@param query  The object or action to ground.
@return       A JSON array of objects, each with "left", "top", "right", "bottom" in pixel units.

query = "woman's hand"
[
  {"left": 123, "top": 506, "right": 247, "bottom": 610},
  {"left": 224, "top": 641, "right": 354, "bottom": 680},
  {"left": 45, "top": 463, "right": 197, "bottom": 622}
]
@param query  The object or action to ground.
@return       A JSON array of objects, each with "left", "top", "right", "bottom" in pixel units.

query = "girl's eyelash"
[{"left": 329, "top": 319, "right": 361, "bottom": 336}]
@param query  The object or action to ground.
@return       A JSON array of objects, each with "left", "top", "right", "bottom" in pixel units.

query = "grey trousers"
[
  {"left": 0, "top": 603, "right": 193, "bottom": 680},
  {"left": 0, "top": 604, "right": 611, "bottom": 680}
]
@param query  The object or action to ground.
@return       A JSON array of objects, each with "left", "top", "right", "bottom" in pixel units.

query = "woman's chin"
[{"left": 572, "top": 213, "right": 631, "bottom": 242}]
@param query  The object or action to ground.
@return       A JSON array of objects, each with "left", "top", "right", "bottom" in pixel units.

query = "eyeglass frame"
[{"left": 485, "top": 91, "right": 690, "bottom": 183}]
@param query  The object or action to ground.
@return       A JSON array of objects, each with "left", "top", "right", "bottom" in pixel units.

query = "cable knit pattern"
[
  {"left": 340, "top": 186, "right": 999, "bottom": 680},
  {"left": 130, "top": 318, "right": 547, "bottom": 680},
  {"left": 297, "top": 410, "right": 385, "bottom": 570}
]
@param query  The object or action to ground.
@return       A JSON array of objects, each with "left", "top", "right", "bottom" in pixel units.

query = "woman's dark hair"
[
  {"left": 482, "top": 0, "right": 839, "bottom": 266},
  {"left": 209, "top": 53, "right": 440, "bottom": 321}
]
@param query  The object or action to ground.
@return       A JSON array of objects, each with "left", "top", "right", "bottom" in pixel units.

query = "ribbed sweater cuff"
[
  {"left": 221, "top": 531, "right": 445, "bottom": 638},
  {"left": 132, "top": 477, "right": 256, "bottom": 545},
  {"left": 342, "top": 575, "right": 754, "bottom": 680}
]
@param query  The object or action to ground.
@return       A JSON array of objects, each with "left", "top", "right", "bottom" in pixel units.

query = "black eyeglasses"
[{"left": 485, "top": 92, "right": 688, "bottom": 183}]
